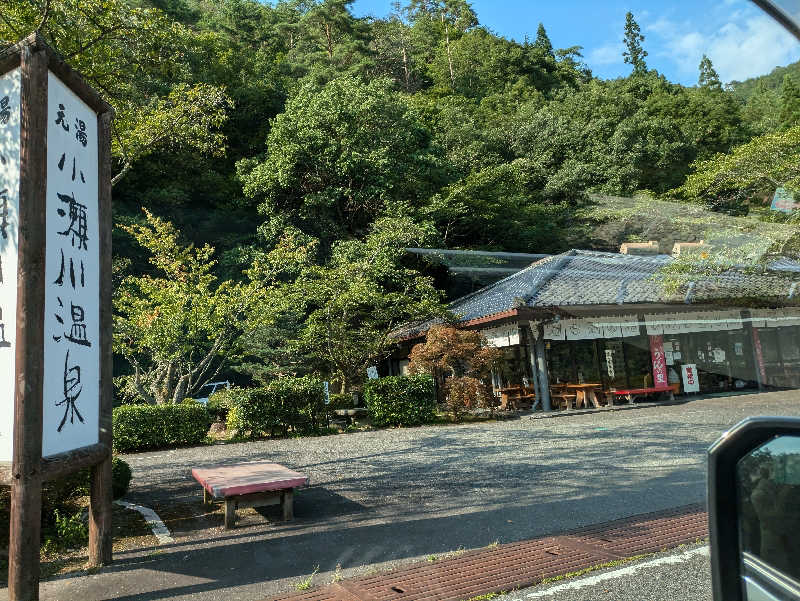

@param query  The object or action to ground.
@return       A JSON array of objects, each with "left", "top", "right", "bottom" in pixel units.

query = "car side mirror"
[{"left": 708, "top": 417, "right": 800, "bottom": 601}]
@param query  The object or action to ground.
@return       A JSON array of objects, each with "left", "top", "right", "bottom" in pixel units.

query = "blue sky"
[{"left": 350, "top": 0, "right": 800, "bottom": 86}]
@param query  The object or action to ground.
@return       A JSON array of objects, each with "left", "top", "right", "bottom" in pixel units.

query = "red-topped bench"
[
  {"left": 192, "top": 462, "right": 309, "bottom": 529},
  {"left": 608, "top": 386, "right": 675, "bottom": 405}
]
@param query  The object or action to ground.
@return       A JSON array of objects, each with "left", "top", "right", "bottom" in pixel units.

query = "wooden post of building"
[
  {"left": 742, "top": 310, "right": 765, "bottom": 392},
  {"left": 530, "top": 323, "right": 551, "bottom": 411},
  {"left": 0, "top": 34, "right": 114, "bottom": 599},
  {"left": 526, "top": 324, "right": 542, "bottom": 409}
]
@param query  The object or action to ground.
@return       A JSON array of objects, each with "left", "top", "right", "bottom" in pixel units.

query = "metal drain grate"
[{"left": 267, "top": 505, "right": 708, "bottom": 601}]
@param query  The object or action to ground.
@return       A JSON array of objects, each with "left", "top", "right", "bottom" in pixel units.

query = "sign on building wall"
[
  {"left": 542, "top": 316, "right": 639, "bottom": 340},
  {"left": 483, "top": 323, "right": 520, "bottom": 347},
  {"left": 681, "top": 363, "right": 700, "bottom": 393},
  {"left": 41, "top": 72, "right": 101, "bottom": 458},
  {"left": 750, "top": 308, "right": 800, "bottom": 328},
  {"left": 645, "top": 311, "right": 743, "bottom": 335},
  {"left": 0, "top": 67, "right": 21, "bottom": 463}
]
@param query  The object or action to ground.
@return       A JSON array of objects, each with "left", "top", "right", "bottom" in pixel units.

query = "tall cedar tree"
[
  {"left": 780, "top": 74, "right": 800, "bottom": 129},
  {"left": 698, "top": 54, "right": 722, "bottom": 91},
  {"left": 622, "top": 11, "right": 647, "bottom": 76},
  {"left": 534, "top": 23, "right": 554, "bottom": 57}
]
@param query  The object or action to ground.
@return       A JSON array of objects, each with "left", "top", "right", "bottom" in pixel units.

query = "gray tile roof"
[{"left": 394, "top": 249, "right": 800, "bottom": 339}]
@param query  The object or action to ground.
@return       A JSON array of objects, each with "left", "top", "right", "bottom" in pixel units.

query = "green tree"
[
  {"left": 293, "top": 0, "right": 373, "bottom": 80},
  {"left": 0, "top": 0, "right": 234, "bottom": 187},
  {"left": 622, "top": 11, "right": 647, "bottom": 76},
  {"left": 698, "top": 54, "right": 722, "bottom": 91},
  {"left": 780, "top": 74, "right": 800, "bottom": 129},
  {"left": 289, "top": 217, "right": 447, "bottom": 390},
  {"left": 743, "top": 80, "right": 781, "bottom": 135},
  {"left": 114, "top": 211, "right": 253, "bottom": 404},
  {"left": 533, "top": 23, "right": 554, "bottom": 57},
  {"left": 405, "top": 0, "right": 478, "bottom": 89},
  {"left": 238, "top": 76, "right": 445, "bottom": 244}
]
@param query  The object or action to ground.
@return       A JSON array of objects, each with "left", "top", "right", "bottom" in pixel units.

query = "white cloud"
[
  {"left": 645, "top": 9, "right": 800, "bottom": 83},
  {"left": 588, "top": 42, "right": 625, "bottom": 66}
]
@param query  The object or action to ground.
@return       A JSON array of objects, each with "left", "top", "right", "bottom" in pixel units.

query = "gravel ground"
[
  {"left": 18, "top": 389, "right": 800, "bottom": 601},
  {"left": 495, "top": 543, "right": 712, "bottom": 601}
]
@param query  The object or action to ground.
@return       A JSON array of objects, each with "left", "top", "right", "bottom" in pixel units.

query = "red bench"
[
  {"left": 192, "top": 462, "right": 309, "bottom": 529},
  {"left": 608, "top": 386, "right": 675, "bottom": 405}
]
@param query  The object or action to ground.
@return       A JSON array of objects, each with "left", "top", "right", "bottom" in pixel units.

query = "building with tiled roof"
[{"left": 387, "top": 249, "right": 800, "bottom": 411}]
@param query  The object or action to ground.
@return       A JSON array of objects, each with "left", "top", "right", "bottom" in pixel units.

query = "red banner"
[{"left": 649, "top": 335, "right": 668, "bottom": 389}]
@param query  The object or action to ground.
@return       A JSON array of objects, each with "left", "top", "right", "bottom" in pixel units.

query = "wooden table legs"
[{"left": 216, "top": 488, "right": 295, "bottom": 529}]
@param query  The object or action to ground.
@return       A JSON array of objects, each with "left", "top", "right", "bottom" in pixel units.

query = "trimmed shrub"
[
  {"left": 364, "top": 375, "right": 436, "bottom": 427},
  {"left": 226, "top": 387, "right": 281, "bottom": 438},
  {"left": 272, "top": 376, "right": 326, "bottom": 435},
  {"left": 207, "top": 387, "right": 242, "bottom": 422},
  {"left": 227, "top": 377, "right": 327, "bottom": 439},
  {"left": 112, "top": 403, "right": 212, "bottom": 452}
]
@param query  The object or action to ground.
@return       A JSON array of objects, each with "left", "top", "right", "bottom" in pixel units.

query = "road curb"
[{"left": 267, "top": 504, "right": 708, "bottom": 601}]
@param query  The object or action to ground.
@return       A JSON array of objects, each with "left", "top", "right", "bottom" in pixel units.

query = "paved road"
[
  {"left": 495, "top": 544, "right": 712, "bottom": 601},
  {"left": 18, "top": 390, "right": 800, "bottom": 601}
]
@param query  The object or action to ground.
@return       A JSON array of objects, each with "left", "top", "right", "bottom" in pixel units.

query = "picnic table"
[
  {"left": 565, "top": 383, "right": 603, "bottom": 409},
  {"left": 192, "top": 462, "right": 309, "bottom": 529},
  {"left": 498, "top": 386, "right": 536, "bottom": 410}
]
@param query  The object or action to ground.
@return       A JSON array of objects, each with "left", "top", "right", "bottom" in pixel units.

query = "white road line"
[
  {"left": 510, "top": 545, "right": 709, "bottom": 599},
  {"left": 115, "top": 500, "right": 174, "bottom": 544}
]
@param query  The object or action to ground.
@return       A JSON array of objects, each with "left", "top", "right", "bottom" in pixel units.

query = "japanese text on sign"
[{"left": 42, "top": 72, "right": 100, "bottom": 457}]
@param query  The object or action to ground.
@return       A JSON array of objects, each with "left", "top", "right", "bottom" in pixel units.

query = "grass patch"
[
  {"left": 294, "top": 565, "right": 319, "bottom": 591},
  {"left": 537, "top": 553, "right": 654, "bottom": 586}
]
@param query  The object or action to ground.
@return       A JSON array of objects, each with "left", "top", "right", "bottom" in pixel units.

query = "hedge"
[
  {"left": 113, "top": 403, "right": 213, "bottom": 452},
  {"left": 364, "top": 375, "right": 436, "bottom": 427},
  {"left": 227, "top": 376, "right": 326, "bottom": 438}
]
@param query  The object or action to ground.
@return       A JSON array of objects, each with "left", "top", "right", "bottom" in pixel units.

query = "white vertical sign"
[
  {"left": 42, "top": 72, "right": 100, "bottom": 457},
  {"left": 681, "top": 363, "right": 700, "bottom": 393},
  {"left": 0, "top": 68, "right": 21, "bottom": 462}
]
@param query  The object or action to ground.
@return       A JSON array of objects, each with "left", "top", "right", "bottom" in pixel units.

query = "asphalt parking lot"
[{"left": 23, "top": 389, "right": 800, "bottom": 601}]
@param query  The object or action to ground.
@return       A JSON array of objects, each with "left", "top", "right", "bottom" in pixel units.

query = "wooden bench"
[
  {"left": 192, "top": 462, "right": 309, "bottom": 529},
  {"left": 550, "top": 386, "right": 578, "bottom": 410},
  {"left": 608, "top": 386, "right": 675, "bottom": 405}
]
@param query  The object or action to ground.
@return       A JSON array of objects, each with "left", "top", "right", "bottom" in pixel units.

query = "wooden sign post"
[{"left": 0, "top": 34, "right": 113, "bottom": 601}]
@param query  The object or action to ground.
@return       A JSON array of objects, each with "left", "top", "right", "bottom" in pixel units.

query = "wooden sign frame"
[{"left": 0, "top": 33, "right": 113, "bottom": 601}]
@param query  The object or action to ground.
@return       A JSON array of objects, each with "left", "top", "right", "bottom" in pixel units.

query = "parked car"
[{"left": 194, "top": 380, "right": 231, "bottom": 404}]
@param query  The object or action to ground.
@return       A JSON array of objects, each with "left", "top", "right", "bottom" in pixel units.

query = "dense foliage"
[
  {"left": 112, "top": 403, "right": 213, "bottom": 451},
  {"left": 364, "top": 374, "right": 437, "bottom": 426}
]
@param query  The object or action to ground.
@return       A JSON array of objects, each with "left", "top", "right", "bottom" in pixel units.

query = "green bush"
[
  {"left": 208, "top": 387, "right": 243, "bottom": 422},
  {"left": 364, "top": 375, "right": 436, "bottom": 427},
  {"left": 227, "top": 376, "right": 327, "bottom": 439},
  {"left": 113, "top": 403, "right": 212, "bottom": 452},
  {"left": 112, "top": 456, "right": 133, "bottom": 499},
  {"left": 43, "top": 509, "right": 88, "bottom": 553},
  {"left": 327, "top": 393, "right": 353, "bottom": 411}
]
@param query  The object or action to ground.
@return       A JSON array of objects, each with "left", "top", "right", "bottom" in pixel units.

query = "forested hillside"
[{"left": 3, "top": 0, "right": 799, "bottom": 395}]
